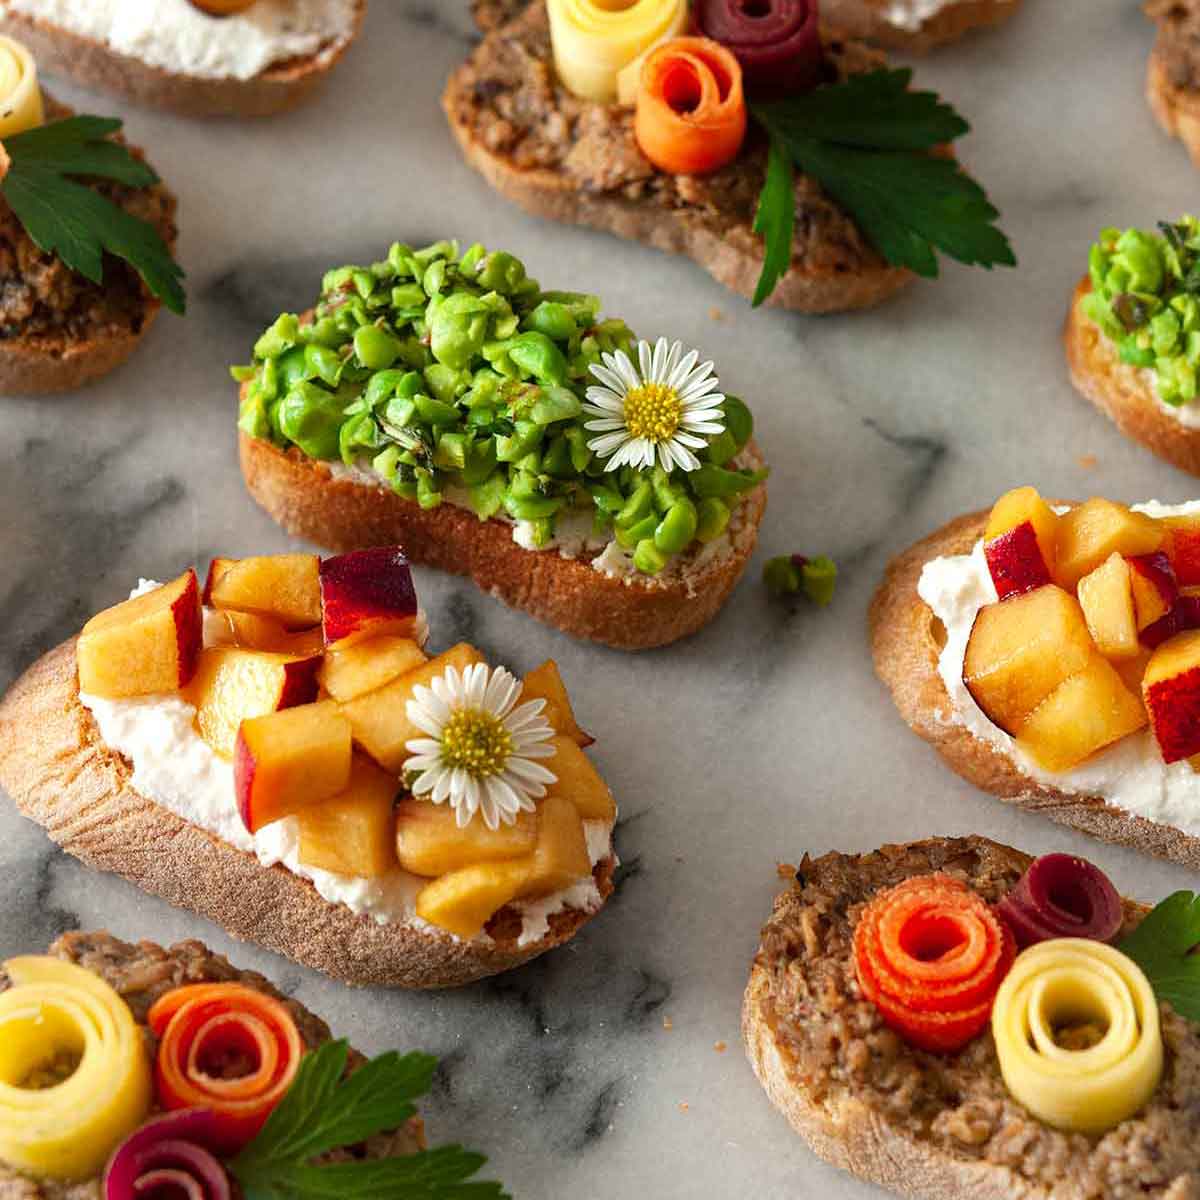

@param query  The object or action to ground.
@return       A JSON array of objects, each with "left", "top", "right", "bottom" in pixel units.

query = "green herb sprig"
[
  {"left": 1, "top": 116, "right": 185, "bottom": 314},
  {"left": 1118, "top": 891, "right": 1200, "bottom": 1022},
  {"left": 230, "top": 1040, "right": 509, "bottom": 1200},
  {"left": 750, "top": 69, "right": 1015, "bottom": 305}
]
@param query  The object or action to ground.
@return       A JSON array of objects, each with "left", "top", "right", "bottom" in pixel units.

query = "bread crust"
[
  {"left": 1065, "top": 276, "right": 1200, "bottom": 478},
  {"left": 441, "top": 44, "right": 911, "bottom": 314},
  {"left": 0, "top": 639, "right": 615, "bottom": 989},
  {"left": 1148, "top": 50, "right": 1200, "bottom": 167},
  {"left": 238, "top": 431, "right": 767, "bottom": 650},
  {"left": 0, "top": 2, "right": 366, "bottom": 119},
  {"left": 869, "top": 509, "right": 1200, "bottom": 871},
  {"left": 825, "top": 0, "right": 1022, "bottom": 52}
]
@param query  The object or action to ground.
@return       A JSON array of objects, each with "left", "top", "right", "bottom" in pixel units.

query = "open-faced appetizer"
[
  {"left": 1066, "top": 218, "right": 1200, "bottom": 477},
  {"left": 1146, "top": 0, "right": 1200, "bottom": 164},
  {"left": 0, "top": 0, "right": 365, "bottom": 119},
  {"left": 444, "top": 1, "right": 1014, "bottom": 313},
  {"left": 870, "top": 486, "right": 1200, "bottom": 870},
  {"left": 235, "top": 238, "right": 768, "bottom": 650},
  {"left": 744, "top": 836, "right": 1197, "bottom": 1199},
  {"left": 0, "top": 35, "right": 183, "bottom": 393},
  {"left": 0, "top": 929, "right": 508, "bottom": 1195},
  {"left": 0, "top": 550, "right": 617, "bottom": 988}
]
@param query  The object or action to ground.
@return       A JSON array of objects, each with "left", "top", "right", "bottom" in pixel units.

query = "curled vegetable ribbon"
[
  {"left": 635, "top": 38, "right": 747, "bottom": 176},
  {"left": 105, "top": 1109, "right": 232, "bottom": 1200},
  {"left": 148, "top": 983, "right": 304, "bottom": 1152},
  {"left": 546, "top": 0, "right": 689, "bottom": 104},
  {"left": 991, "top": 939, "right": 1163, "bottom": 1135},
  {"left": 694, "top": 0, "right": 822, "bottom": 96},
  {"left": 853, "top": 874, "right": 1015, "bottom": 1054},
  {"left": 0, "top": 956, "right": 152, "bottom": 1181},
  {"left": 0, "top": 36, "right": 43, "bottom": 137},
  {"left": 995, "top": 854, "right": 1124, "bottom": 949}
]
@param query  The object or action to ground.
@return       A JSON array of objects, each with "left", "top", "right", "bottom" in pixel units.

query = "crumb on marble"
[
  {"left": 663, "top": 1016, "right": 674, "bottom": 1031},
  {"left": 777, "top": 862, "right": 797, "bottom": 878},
  {"left": 679, "top": 1101, "right": 690, "bottom": 1112},
  {"left": 709, "top": 307, "right": 724, "bottom": 321},
  {"left": 714, "top": 1041, "right": 727, "bottom": 1053},
  {"left": 1078, "top": 454, "right": 1098, "bottom": 469}
]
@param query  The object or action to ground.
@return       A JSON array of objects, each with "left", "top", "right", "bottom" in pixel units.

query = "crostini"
[
  {"left": 0, "top": 929, "right": 508, "bottom": 1194},
  {"left": 818, "top": 0, "right": 1024, "bottom": 52},
  {"left": 1066, "top": 218, "right": 1200, "bottom": 477},
  {"left": 1146, "top": 0, "right": 1200, "bottom": 165},
  {"left": 0, "top": 0, "right": 366, "bottom": 119},
  {"left": 235, "top": 238, "right": 768, "bottom": 650},
  {"left": 871, "top": 486, "right": 1200, "bottom": 870},
  {"left": 744, "top": 835, "right": 1197, "bottom": 1199},
  {"left": 0, "top": 36, "right": 183, "bottom": 393},
  {"left": 445, "top": 2, "right": 1013, "bottom": 313},
  {"left": 0, "top": 550, "right": 617, "bottom": 988}
]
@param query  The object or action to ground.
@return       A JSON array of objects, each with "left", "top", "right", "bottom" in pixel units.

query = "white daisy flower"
[
  {"left": 583, "top": 336, "right": 726, "bottom": 473},
  {"left": 404, "top": 662, "right": 557, "bottom": 830}
]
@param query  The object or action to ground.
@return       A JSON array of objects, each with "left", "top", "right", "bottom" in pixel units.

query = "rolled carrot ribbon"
[
  {"left": 147, "top": 983, "right": 304, "bottom": 1152},
  {"left": 694, "top": 0, "right": 822, "bottom": 96},
  {"left": 991, "top": 939, "right": 1162, "bottom": 1134},
  {"left": 0, "top": 957, "right": 152, "bottom": 1181},
  {"left": 853, "top": 874, "right": 1015, "bottom": 1054},
  {"left": 634, "top": 37, "right": 747, "bottom": 176},
  {"left": 0, "top": 36, "right": 43, "bottom": 137},
  {"left": 547, "top": 0, "right": 689, "bottom": 104}
]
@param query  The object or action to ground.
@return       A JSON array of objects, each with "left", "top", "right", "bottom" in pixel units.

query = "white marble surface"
[{"left": 0, "top": 1, "right": 1196, "bottom": 1195}]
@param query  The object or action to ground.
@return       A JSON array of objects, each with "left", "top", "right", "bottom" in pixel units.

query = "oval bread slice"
[
  {"left": 1147, "top": 48, "right": 1200, "bottom": 169},
  {"left": 0, "top": 639, "right": 615, "bottom": 988},
  {"left": 0, "top": 1, "right": 366, "bottom": 119},
  {"left": 1065, "top": 276, "right": 1200, "bottom": 478},
  {"left": 239, "top": 430, "right": 767, "bottom": 650},
  {"left": 869, "top": 508, "right": 1200, "bottom": 871},
  {"left": 443, "top": 4, "right": 912, "bottom": 315},
  {"left": 742, "top": 835, "right": 1193, "bottom": 1200}
]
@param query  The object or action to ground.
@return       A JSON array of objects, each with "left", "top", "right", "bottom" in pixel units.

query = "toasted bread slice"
[
  {"left": 1147, "top": 33, "right": 1200, "bottom": 166},
  {"left": 0, "top": 1, "right": 366, "bottom": 119},
  {"left": 444, "top": 3, "right": 912, "bottom": 314},
  {"left": 0, "top": 98, "right": 177, "bottom": 394},
  {"left": 0, "top": 640, "right": 616, "bottom": 988},
  {"left": 819, "top": 0, "right": 1023, "bottom": 52},
  {"left": 239, "top": 429, "right": 767, "bottom": 650},
  {"left": 743, "top": 835, "right": 1196, "bottom": 1200},
  {"left": 1064, "top": 277, "right": 1200, "bottom": 477},
  {"left": 0, "top": 927, "right": 425, "bottom": 1196},
  {"left": 870, "top": 508, "right": 1200, "bottom": 871}
]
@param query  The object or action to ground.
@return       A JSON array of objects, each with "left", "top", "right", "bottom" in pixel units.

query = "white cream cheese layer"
[
  {"left": 80, "top": 585, "right": 614, "bottom": 947},
  {"left": 326, "top": 460, "right": 737, "bottom": 585},
  {"left": 1136, "top": 366, "right": 1200, "bottom": 430},
  {"left": 3, "top": 0, "right": 358, "bottom": 81},
  {"left": 917, "top": 500, "right": 1200, "bottom": 840}
]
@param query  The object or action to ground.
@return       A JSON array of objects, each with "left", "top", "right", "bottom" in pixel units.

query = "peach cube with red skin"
[
  {"left": 1163, "top": 515, "right": 1200, "bottom": 586},
  {"left": 1077, "top": 554, "right": 1139, "bottom": 660},
  {"left": 184, "top": 646, "right": 320, "bottom": 758},
  {"left": 1127, "top": 552, "right": 1178, "bottom": 632},
  {"left": 1144, "top": 631, "right": 1200, "bottom": 762},
  {"left": 983, "top": 487, "right": 1059, "bottom": 599},
  {"left": 202, "top": 557, "right": 237, "bottom": 606},
  {"left": 319, "top": 548, "right": 418, "bottom": 649},
  {"left": 1053, "top": 499, "right": 1164, "bottom": 591},
  {"left": 962, "top": 585, "right": 1096, "bottom": 734},
  {"left": 77, "top": 570, "right": 202, "bottom": 699},
  {"left": 210, "top": 554, "right": 322, "bottom": 630},
  {"left": 234, "top": 699, "right": 352, "bottom": 833},
  {"left": 296, "top": 755, "right": 399, "bottom": 878}
]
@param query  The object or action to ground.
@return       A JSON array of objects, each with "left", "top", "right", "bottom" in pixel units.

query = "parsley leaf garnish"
[
  {"left": 748, "top": 69, "right": 1015, "bottom": 304},
  {"left": 751, "top": 136, "right": 795, "bottom": 307},
  {"left": 0, "top": 116, "right": 185, "bottom": 314},
  {"left": 229, "top": 1040, "right": 509, "bottom": 1200},
  {"left": 1117, "top": 891, "right": 1200, "bottom": 1022}
]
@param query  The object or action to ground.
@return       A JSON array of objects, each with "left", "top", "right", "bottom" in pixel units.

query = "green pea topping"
[
  {"left": 1082, "top": 217, "right": 1200, "bottom": 407},
  {"left": 764, "top": 554, "right": 838, "bottom": 605},
  {"left": 233, "top": 238, "right": 767, "bottom": 576}
]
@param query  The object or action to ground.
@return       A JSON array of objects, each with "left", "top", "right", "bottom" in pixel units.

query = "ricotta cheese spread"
[
  {"left": 326, "top": 458, "right": 738, "bottom": 585},
  {"left": 917, "top": 500, "right": 1200, "bottom": 840},
  {"left": 1139, "top": 366, "right": 1200, "bottom": 430},
  {"left": 80, "top": 583, "right": 614, "bottom": 947},
  {"left": 3, "top": 0, "right": 359, "bottom": 82},
  {"left": 881, "top": 0, "right": 957, "bottom": 33}
]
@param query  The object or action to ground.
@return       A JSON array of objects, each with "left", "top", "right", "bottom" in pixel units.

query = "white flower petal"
[
  {"left": 587, "top": 365, "right": 627, "bottom": 395},
  {"left": 673, "top": 430, "right": 709, "bottom": 449},
  {"left": 505, "top": 757, "right": 557, "bottom": 786},
  {"left": 587, "top": 430, "right": 632, "bottom": 456},
  {"left": 432, "top": 770, "right": 453, "bottom": 805},
  {"left": 583, "top": 418, "right": 627, "bottom": 433},
  {"left": 666, "top": 347, "right": 699, "bottom": 390}
]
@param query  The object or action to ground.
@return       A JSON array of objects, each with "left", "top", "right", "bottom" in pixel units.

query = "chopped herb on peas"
[{"left": 234, "top": 240, "right": 766, "bottom": 577}]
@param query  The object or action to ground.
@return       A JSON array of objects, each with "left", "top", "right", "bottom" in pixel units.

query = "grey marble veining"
[{"left": 0, "top": 1, "right": 1196, "bottom": 1196}]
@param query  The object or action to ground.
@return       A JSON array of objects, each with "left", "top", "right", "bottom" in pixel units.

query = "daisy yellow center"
[
  {"left": 439, "top": 708, "right": 513, "bottom": 778},
  {"left": 623, "top": 381, "right": 682, "bottom": 444}
]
